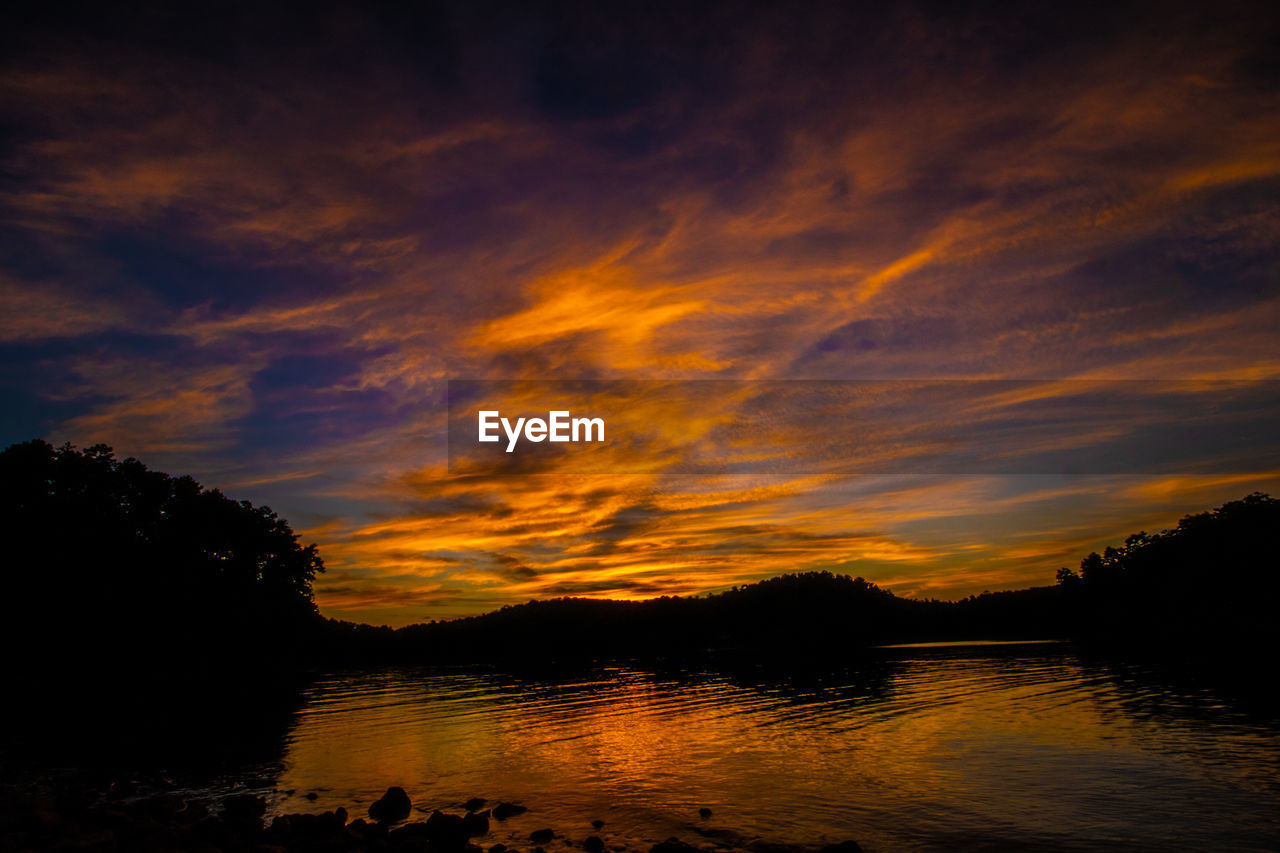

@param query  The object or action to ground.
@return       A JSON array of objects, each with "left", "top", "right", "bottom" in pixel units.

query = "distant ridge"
[
  {"left": 319, "top": 495, "right": 1280, "bottom": 668},
  {"left": 3, "top": 439, "right": 1275, "bottom": 678}
]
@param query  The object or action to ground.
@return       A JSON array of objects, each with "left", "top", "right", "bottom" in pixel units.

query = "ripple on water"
[{"left": 228, "top": 646, "right": 1280, "bottom": 852}]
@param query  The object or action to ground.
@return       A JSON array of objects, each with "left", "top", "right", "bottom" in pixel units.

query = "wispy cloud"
[{"left": 2, "top": 2, "right": 1278, "bottom": 622}]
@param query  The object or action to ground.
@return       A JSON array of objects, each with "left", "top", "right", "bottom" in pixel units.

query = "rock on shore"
[{"left": 0, "top": 783, "right": 865, "bottom": 853}]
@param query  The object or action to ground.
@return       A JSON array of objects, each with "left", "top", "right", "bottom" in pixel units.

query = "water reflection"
[{"left": 254, "top": 643, "right": 1280, "bottom": 852}]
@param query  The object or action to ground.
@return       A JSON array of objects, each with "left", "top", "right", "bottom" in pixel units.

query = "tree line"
[{"left": 3, "top": 439, "right": 1276, "bottom": 677}]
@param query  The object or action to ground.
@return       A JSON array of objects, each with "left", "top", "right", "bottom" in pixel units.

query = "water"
[{"left": 214, "top": 642, "right": 1280, "bottom": 852}]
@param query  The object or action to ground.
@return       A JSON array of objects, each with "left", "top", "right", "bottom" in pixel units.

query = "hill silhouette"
[
  {"left": 316, "top": 495, "right": 1279, "bottom": 669},
  {"left": 314, "top": 500, "right": 1279, "bottom": 676},
  {"left": 314, "top": 571, "right": 1074, "bottom": 666},
  {"left": 3, "top": 438, "right": 1276, "bottom": 685}
]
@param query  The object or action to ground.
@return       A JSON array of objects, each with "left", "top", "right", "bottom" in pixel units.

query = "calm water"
[{"left": 204, "top": 642, "right": 1280, "bottom": 852}]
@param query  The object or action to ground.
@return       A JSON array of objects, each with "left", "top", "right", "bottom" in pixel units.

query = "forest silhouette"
[
  {"left": 1, "top": 440, "right": 320, "bottom": 756},
  {"left": 3, "top": 439, "right": 1277, "bottom": 702}
]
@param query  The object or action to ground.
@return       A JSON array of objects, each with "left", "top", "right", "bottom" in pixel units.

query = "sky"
[{"left": 3, "top": 0, "right": 1279, "bottom": 625}]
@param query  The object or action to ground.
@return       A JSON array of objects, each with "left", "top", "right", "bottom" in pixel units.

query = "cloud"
[
  {"left": 0, "top": 277, "right": 130, "bottom": 342},
  {"left": 2, "top": 2, "right": 1279, "bottom": 622}
]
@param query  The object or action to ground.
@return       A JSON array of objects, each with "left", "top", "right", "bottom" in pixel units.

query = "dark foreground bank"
[{"left": 0, "top": 778, "right": 864, "bottom": 853}]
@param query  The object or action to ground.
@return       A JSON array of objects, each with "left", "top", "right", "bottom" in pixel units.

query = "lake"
[{"left": 197, "top": 641, "right": 1280, "bottom": 852}]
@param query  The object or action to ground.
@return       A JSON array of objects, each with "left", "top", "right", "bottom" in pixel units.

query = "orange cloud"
[{"left": 4, "top": 4, "right": 1279, "bottom": 623}]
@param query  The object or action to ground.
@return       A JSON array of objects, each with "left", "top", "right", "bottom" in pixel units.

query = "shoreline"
[{"left": 0, "top": 776, "right": 866, "bottom": 853}]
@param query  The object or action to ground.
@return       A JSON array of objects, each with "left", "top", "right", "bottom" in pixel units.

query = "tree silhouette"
[
  {"left": 1058, "top": 492, "right": 1279, "bottom": 652},
  {"left": 0, "top": 440, "right": 324, "bottom": 682}
]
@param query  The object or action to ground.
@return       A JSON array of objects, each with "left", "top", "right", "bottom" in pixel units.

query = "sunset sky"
[{"left": 3, "top": 1, "right": 1279, "bottom": 625}]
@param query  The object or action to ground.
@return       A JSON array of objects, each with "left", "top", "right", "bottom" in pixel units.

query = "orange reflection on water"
[{"left": 268, "top": 646, "right": 1280, "bottom": 852}]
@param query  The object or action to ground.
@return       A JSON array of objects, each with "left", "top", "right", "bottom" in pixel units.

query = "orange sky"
[{"left": 3, "top": 1, "right": 1279, "bottom": 624}]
